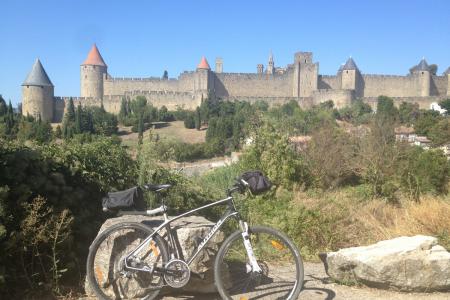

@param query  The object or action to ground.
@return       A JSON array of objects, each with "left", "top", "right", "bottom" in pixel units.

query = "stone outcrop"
[
  {"left": 85, "top": 214, "right": 225, "bottom": 296},
  {"left": 322, "top": 235, "right": 450, "bottom": 292}
]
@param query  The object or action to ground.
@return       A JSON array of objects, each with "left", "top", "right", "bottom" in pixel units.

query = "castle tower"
[
  {"left": 412, "top": 58, "right": 430, "bottom": 97},
  {"left": 341, "top": 57, "right": 360, "bottom": 91},
  {"left": 257, "top": 64, "right": 264, "bottom": 74},
  {"left": 292, "top": 52, "right": 318, "bottom": 97},
  {"left": 80, "top": 44, "right": 107, "bottom": 99},
  {"left": 195, "top": 56, "right": 211, "bottom": 94},
  {"left": 445, "top": 67, "right": 450, "bottom": 96},
  {"left": 215, "top": 57, "right": 223, "bottom": 73},
  {"left": 21, "top": 59, "right": 54, "bottom": 122},
  {"left": 267, "top": 51, "right": 274, "bottom": 75}
]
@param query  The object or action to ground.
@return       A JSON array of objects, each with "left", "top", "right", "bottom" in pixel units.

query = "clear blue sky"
[{"left": 1, "top": 0, "right": 450, "bottom": 106}]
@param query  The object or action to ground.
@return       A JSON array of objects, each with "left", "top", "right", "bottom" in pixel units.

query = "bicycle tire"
[
  {"left": 86, "top": 222, "right": 169, "bottom": 300},
  {"left": 214, "top": 225, "right": 304, "bottom": 300}
]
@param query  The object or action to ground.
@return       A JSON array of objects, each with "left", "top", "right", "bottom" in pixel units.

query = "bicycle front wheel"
[
  {"left": 86, "top": 222, "right": 168, "bottom": 300},
  {"left": 214, "top": 225, "right": 304, "bottom": 300}
]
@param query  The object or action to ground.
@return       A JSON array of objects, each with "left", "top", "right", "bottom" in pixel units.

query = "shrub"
[
  {"left": 240, "top": 124, "right": 310, "bottom": 188},
  {"left": 183, "top": 112, "right": 196, "bottom": 129},
  {"left": 0, "top": 138, "right": 135, "bottom": 297}
]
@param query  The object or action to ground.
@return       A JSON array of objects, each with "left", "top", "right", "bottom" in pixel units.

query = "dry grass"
[
  {"left": 353, "top": 196, "right": 450, "bottom": 248},
  {"left": 293, "top": 189, "right": 450, "bottom": 252}
]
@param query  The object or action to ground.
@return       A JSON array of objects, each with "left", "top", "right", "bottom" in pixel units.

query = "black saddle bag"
[
  {"left": 240, "top": 170, "right": 272, "bottom": 195},
  {"left": 102, "top": 187, "right": 146, "bottom": 211}
]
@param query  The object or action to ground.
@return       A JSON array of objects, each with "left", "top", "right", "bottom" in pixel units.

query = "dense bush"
[
  {"left": 0, "top": 137, "right": 136, "bottom": 297},
  {"left": 240, "top": 123, "right": 310, "bottom": 188}
]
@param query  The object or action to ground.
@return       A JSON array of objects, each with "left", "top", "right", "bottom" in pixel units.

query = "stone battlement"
[
  {"left": 106, "top": 77, "right": 178, "bottom": 81},
  {"left": 123, "top": 90, "right": 195, "bottom": 97}
]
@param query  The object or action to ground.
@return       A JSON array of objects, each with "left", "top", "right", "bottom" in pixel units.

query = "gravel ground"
[{"left": 158, "top": 262, "right": 450, "bottom": 300}]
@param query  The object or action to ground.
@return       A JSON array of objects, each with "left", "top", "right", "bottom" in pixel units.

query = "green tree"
[
  {"left": 428, "top": 118, "right": 450, "bottom": 146},
  {"left": 376, "top": 96, "right": 398, "bottom": 123},
  {"left": 162, "top": 70, "right": 168, "bottom": 80},
  {"left": 183, "top": 112, "right": 195, "bottom": 129},
  {"left": 75, "top": 104, "right": 83, "bottom": 134},
  {"left": 398, "top": 102, "right": 420, "bottom": 125},
  {"left": 66, "top": 98, "right": 75, "bottom": 122},
  {"left": 118, "top": 97, "right": 128, "bottom": 122},
  {"left": 438, "top": 99, "right": 450, "bottom": 113},
  {"left": 195, "top": 107, "right": 201, "bottom": 130},
  {"left": 0, "top": 95, "right": 6, "bottom": 116},
  {"left": 414, "top": 110, "right": 442, "bottom": 136},
  {"left": 397, "top": 146, "right": 450, "bottom": 199}
]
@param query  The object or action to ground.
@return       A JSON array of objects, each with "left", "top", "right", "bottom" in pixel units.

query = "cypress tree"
[
  {"left": 0, "top": 95, "right": 6, "bottom": 116},
  {"left": 119, "top": 98, "right": 127, "bottom": 122},
  {"left": 195, "top": 107, "right": 201, "bottom": 130},
  {"left": 75, "top": 104, "right": 82, "bottom": 134},
  {"left": 66, "top": 98, "right": 75, "bottom": 122}
]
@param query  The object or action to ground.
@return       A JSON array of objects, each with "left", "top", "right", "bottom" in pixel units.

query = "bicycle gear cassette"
[{"left": 164, "top": 259, "right": 190, "bottom": 288}]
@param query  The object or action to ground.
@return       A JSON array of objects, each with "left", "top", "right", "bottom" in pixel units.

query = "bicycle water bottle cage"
[{"left": 102, "top": 186, "right": 147, "bottom": 211}]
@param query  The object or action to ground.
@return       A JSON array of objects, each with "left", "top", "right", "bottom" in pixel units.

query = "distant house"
[
  {"left": 395, "top": 126, "right": 416, "bottom": 143},
  {"left": 414, "top": 136, "right": 432, "bottom": 149}
]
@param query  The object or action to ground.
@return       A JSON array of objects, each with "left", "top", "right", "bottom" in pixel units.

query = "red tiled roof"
[
  {"left": 82, "top": 44, "right": 107, "bottom": 67},
  {"left": 197, "top": 56, "right": 210, "bottom": 70}
]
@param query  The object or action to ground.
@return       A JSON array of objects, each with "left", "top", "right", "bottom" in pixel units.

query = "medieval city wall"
[
  {"left": 312, "top": 89, "right": 354, "bottom": 108},
  {"left": 123, "top": 91, "right": 200, "bottom": 110},
  {"left": 362, "top": 75, "right": 421, "bottom": 97},
  {"left": 318, "top": 75, "right": 341, "bottom": 90},
  {"left": 213, "top": 72, "right": 293, "bottom": 98},
  {"left": 431, "top": 76, "right": 448, "bottom": 96},
  {"left": 103, "top": 72, "right": 197, "bottom": 96}
]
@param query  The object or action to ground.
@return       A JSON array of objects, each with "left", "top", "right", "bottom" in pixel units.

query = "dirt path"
[{"left": 159, "top": 262, "right": 450, "bottom": 300}]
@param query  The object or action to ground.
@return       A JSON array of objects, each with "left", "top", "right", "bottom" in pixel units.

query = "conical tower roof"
[
  {"left": 22, "top": 59, "right": 53, "bottom": 87},
  {"left": 444, "top": 67, "right": 450, "bottom": 75},
  {"left": 342, "top": 57, "right": 358, "bottom": 71},
  {"left": 416, "top": 58, "right": 429, "bottom": 71},
  {"left": 197, "top": 56, "right": 210, "bottom": 70},
  {"left": 82, "top": 44, "right": 107, "bottom": 67}
]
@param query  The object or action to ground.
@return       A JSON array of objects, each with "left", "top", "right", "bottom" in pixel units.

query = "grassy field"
[{"left": 119, "top": 121, "right": 206, "bottom": 155}]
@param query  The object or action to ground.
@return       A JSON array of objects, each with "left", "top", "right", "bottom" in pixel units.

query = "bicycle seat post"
[{"left": 156, "top": 192, "right": 169, "bottom": 221}]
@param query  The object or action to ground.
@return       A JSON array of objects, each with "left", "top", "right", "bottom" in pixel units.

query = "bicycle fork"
[{"left": 239, "top": 221, "right": 262, "bottom": 273}]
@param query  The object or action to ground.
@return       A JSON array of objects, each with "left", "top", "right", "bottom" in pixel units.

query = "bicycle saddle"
[{"left": 142, "top": 184, "right": 172, "bottom": 192}]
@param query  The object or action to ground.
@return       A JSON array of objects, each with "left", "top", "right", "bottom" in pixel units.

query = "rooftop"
[
  {"left": 22, "top": 59, "right": 53, "bottom": 87},
  {"left": 416, "top": 58, "right": 429, "bottom": 71},
  {"left": 82, "top": 44, "right": 107, "bottom": 67},
  {"left": 342, "top": 57, "right": 359, "bottom": 71},
  {"left": 197, "top": 56, "right": 210, "bottom": 70}
]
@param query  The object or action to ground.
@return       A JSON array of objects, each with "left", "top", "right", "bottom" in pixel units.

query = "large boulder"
[
  {"left": 322, "top": 235, "right": 450, "bottom": 292},
  {"left": 85, "top": 214, "right": 225, "bottom": 296}
]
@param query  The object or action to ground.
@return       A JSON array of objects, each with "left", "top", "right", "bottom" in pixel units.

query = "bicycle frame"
[{"left": 124, "top": 195, "right": 241, "bottom": 272}]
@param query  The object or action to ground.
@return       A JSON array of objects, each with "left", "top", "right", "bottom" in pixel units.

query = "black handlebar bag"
[
  {"left": 240, "top": 170, "right": 272, "bottom": 195},
  {"left": 102, "top": 187, "right": 146, "bottom": 211}
]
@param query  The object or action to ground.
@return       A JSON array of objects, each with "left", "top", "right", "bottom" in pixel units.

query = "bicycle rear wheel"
[
  {"left": 86, "top": 222, "right": 168, "bottom": 300},
  {"left": 214, "top": 225, "right": 304, "bottom": 300}
]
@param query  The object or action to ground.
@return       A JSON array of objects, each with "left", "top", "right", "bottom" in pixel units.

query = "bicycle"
[{"left": 86, "top": 171, "right": 304, "bottom": 299}]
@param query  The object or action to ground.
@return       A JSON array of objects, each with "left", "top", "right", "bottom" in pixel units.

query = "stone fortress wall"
[{"left": 21, "top": 45, "right": 450, "bottom": 123}]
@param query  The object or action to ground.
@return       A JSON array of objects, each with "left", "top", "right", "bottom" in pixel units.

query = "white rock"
[{"left": 324, "top": 235, "right": 450, "bottom": 292}]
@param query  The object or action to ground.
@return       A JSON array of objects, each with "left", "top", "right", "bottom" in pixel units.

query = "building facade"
[{"left": 22, "top": 44, "right": 450, "bottom": 122}]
